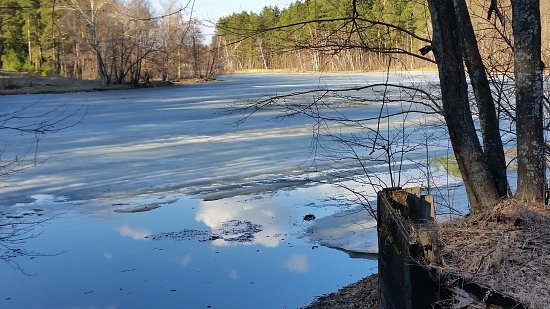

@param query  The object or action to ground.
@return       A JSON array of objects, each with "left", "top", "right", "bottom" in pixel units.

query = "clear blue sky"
[
  {"left": 192, "top": 0, "right": 292, "bottom": 21},
  {"left": 150, "top": 0, "right": 294, "bottom": 41}
]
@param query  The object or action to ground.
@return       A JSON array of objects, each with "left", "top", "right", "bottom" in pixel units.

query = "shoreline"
[
  {"left": 304, "top": 274, "right": 379, "bottom": 309},
  {"left": 227, "top": 68, "right": 438, "bottom": 74},
  {"left": 0, "top": 71, "right": 214, "bottom": 95},
  {"left": 1, "top": 69, "right": 441, "bottom": 95}
]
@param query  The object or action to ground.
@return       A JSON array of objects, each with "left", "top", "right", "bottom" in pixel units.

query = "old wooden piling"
[
  {"left": 377, "top": 187, "right": 527, "bottom": 309},
  {"left": 377, "top": 187, "right": 441, "bottom": 309}
]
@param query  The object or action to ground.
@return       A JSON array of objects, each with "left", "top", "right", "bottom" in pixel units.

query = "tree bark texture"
[
  {"left": 0, "top": 40, "right": 4, "bottom": 70},
  {"left": 452, "top": 0, "right": 508, "bottom": 198},
  {"left": 92, "top": 25, "right": 109, "bottom": 87},
  {"left": 426, "top": 0, "right": 500, "bottom": 212},
  {"left": 511, "top": 0, "right": 546, "bottom": 204},
  {"left": 0, "top": 16, "right": 4, "bottom": 70}
]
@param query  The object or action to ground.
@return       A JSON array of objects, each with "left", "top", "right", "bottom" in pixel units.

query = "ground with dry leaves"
[
  {"left": 304, "top": 199, "right": 550, "bottom": 308},
  {"left": 304, "top": 274, "right": 379, "bottom": 309},
  {"left": 439, "top": 199, "right": 550, "bottom": 308}
]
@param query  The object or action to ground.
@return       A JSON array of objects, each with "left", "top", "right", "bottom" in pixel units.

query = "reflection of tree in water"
[{"left": 0, "top": 212, "right": 64, "bottom": 274}]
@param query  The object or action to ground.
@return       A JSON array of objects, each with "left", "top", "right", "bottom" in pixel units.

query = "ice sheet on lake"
[{"left": 303, "top": 206, "right": 378, "bottom": 255}]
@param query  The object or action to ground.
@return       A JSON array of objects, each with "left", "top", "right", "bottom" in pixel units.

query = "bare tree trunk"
[
  {"left": 427, "top": 0, "right": 500, "bottom": 212},
  {"left": 192, "top": 35, "right": 200, "bottom": 77},
  {"left": 257, "top": 39, "right": 266, "bottom": 70},
  {"left": 91, "top": 23, "right": 108, "bottom": 87},
  {"left": 0, "top": 41, "right": 4, "bottom": 70},
  {"left": 511, "top": 0, "right": 546, "bottom": 204},
  {"left": 93, "top": 38, "right": 108, "bottom": 86},
  {"left": 27, "top": 25, "right": 32, "bottom": 67},
  {"left": 0, "top": 15, "right": 4, "bottom": 70},
  {"left": 453, "top": 0, "right": 508, "bottom": 198}
]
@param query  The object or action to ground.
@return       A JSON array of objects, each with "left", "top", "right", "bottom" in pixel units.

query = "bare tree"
[
  {"left": 226, "top": 0, "right": 548, "bottom": 211},
  {"left": 426, "top": 0, "right": 500, "bottom": 211},
  {"left": 61, "top": 0, "right": 114, "bottom": 86},
  {"left": 453, "top": 0, "right": 508, "bottom": 198}
]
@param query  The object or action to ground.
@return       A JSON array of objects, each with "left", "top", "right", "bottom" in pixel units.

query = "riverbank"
[
  {"left": 229, "top": 68, "right": 438, "bottom": 74},
  {"left": 304, "top": 274, "right": 379, "bottom": 309},
  {"left": 305, "top": 198, "right": 550, "bottom": 308},
  {"left": 0, "top": 71, "right": 213, "bottom": 95}
]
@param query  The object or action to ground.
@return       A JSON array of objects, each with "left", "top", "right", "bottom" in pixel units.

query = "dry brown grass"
[
  {"left": 0, "top": 71, "right": 216, "bottom": 95},
  {"left": 439, "top": 199, "right": 550, "bottom": 308},
  {"left": 303, "top": 274, "right": 379, "bottom": 309},
  {"left": 0, "top": 70, "right": 126, "bottom": 94}
]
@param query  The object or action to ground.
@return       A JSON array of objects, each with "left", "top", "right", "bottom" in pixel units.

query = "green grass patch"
[{"left": 430, "top": 155, "right": 461, "bottom": 178}]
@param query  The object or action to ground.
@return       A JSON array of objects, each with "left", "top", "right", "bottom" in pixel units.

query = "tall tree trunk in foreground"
[
  {"left": 511, "top": 0, "right": 546, "bottom": 204},
  {"left": 427, "top": 0, "right": 500, "bottom": 212},
  {"left": 453, "top": 0, "right": 509, "bottom": 198}
]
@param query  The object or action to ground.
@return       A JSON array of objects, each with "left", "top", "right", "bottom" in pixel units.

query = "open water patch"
[{"left": 0, "top": 189, "right": 377, "bottom": 309}]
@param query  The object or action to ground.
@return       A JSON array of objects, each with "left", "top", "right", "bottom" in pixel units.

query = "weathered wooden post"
[
  {"left": 377, "top": 187, "right": 441, "bottom": 309},
  {"left": 377, "top": 187, "right": 527, "bottom": 309}
]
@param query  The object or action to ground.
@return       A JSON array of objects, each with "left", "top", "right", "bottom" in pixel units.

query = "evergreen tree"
[{"left": 0, "top": 1, "right": 26, "bottom": 70}]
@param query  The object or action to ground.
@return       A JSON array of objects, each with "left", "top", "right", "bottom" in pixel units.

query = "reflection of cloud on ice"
[
  {"left": 228, "top": 270, "right": 239, "bottom": 280},
  {"left": 283, "top": 255, "right": 309, "bottom": 274},
  {"left": 116, "top": 225, "right": 151, "bottom": 241},
  {"left": 180, "top": 254, "right": 192, "bottom": 267},
  {"left": 195, "top": 198, "right": 290, "bottom": 248},
  {"left": 211, "top": 238, "right": 231, "bottom": 247}
]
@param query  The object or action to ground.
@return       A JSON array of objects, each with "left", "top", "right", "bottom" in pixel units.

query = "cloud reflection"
[
  {"left": 195, "top": 198, "right": 291, "bottom": 248},
  {"left": 283, "top": 255, "right": 309, "bottom": 274},
  {"left": 180, "top": 254, "right": 192, "bottom": 267},
  {"left": 116, "top": 225, "right": 151, "bottom": 241},
  {"left": 228, "top": 270, "right": 239, "bottom": 280}
]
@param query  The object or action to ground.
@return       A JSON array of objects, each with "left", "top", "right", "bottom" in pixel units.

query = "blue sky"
[
  {"left": 191, "top": 0, "right": 292, "bottom": 21},
  {"left": 150, "top": 0, "right": 294, "bottom": 40}
]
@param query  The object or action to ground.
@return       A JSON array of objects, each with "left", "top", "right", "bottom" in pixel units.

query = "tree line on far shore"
[
  {"left": 215, "top": 0, "right": 550, "bottom": 209},
  {"left": 214, "top": 0, "right": 550, "bottom": 73},
  {"left": 0, "top": 0, "right": 218, "bottom": 86},
  {"left": 3, "top": 1, "right": 549, "bottom": 84}
]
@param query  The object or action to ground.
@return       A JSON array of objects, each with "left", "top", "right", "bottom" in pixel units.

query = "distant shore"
[
  {"left": 228, "top": 67, "right": 438, "bottom": 74},
  {"left": 1, "top": 70, "right": 442, "bottom": 95},
  {"left": 0, "top": 71, "right": 213, "bottom": 95}
]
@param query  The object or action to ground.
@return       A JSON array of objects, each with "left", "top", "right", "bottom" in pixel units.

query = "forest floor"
[
  {"left": 0, "top": 70, "right": 209, "bottom": 95},
  {"left": 438, "top": 199, "right": 550, "bottom": 308}
]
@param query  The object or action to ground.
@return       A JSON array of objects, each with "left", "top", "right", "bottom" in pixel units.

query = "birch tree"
[{"left": 61, "top": 0, "right": 113, "bottom": 86}]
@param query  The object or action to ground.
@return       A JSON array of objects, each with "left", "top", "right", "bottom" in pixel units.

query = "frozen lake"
[{"left": 0, "top": 73, "right": 456, "bottom": 308}]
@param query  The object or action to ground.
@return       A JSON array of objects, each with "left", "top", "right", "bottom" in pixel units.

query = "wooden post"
[
  {"left": 377, "top": 187, "right": 440, "bottom": 309},
  {"left": 377, "top": 187, "right": 526, "bottom": 308}
]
